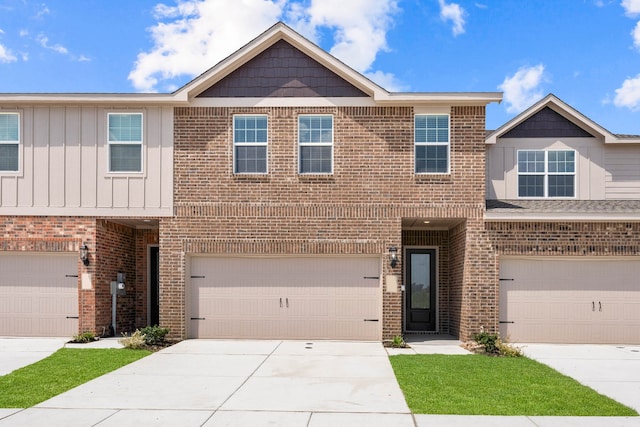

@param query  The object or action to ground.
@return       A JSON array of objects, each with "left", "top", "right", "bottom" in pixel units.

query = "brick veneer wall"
[
  {"left": 165, "top": 105, "right": 488, "bottom": 340},
  {"left": 95, "top": 220, "right": 136, "bottom": 334},
  {"left": 487, "top": 221, "right": 640, "bottom": 256}
]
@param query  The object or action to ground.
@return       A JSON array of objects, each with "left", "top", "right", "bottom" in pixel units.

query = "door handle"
[
  {"left": 592, "top": 301, "right": 595, "bottom": 311},
  {"left": 286, "top": 297, "right": 289, "bottom": 308},
  {"left": 280, "top": 298, "right": 282, "bottom": 308},
  {"left": 599, "top": 301, "right": 602, "bottom": 312}
]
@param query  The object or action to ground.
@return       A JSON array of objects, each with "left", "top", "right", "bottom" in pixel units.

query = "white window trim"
[
  {"left": 517, "top": 149, "right": 576, "bottom": 199},
  {"left": 0, "top": 111, "right": 21, "bottom": 174},
  {"left": 107, "top": 112, "right": 144, "bottom": 174},
  {"left": 298, "top": 114, "right": 334, "bottom": 175},
  {"left": 233, "top": 114, "right": 269, "bottom": 175},
  {"left": 414, "top": 114, "right": 450, "bottom": 175}
]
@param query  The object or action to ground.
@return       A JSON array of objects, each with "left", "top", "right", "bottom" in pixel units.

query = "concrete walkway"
[
  {"left": 1, "top": 338, "right": 640, "bottom": 426},
  {"left": 0, "top": 337, "right": 68, "bottom": 376}
]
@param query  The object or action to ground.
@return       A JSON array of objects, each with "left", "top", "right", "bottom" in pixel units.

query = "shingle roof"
[{"left": 486, "top": 199, "right": 640, "bottom": 214}]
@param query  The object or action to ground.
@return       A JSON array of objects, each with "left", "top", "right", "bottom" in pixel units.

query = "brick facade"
[
  {"left": 486, "top": 221, "right": 640, "bottom": 257},
  {"left": 162, "top": 104, "right": 491, "bottom": 340}
]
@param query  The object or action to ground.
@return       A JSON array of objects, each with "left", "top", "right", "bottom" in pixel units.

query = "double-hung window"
[
  {"left": 299, "top": 115, "right": 333, "bottom": 174},
  {"left": 415, "top": 114, "right": 449, "bottom": 174},
  {"left": 234, "top": 115, "right": 268, "bottom": 174},
  {"left": 518, "top": 150, "right": 575, "bottom": 198},
  {"left": 0, "top": 112, "right": 20, "bottom": 172},
  {"left": 108, "top": 113, "right": 143, "bottom": 173}
]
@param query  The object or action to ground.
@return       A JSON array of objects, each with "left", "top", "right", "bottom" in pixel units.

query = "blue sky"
[{"left": 1, "top": 0, "right": 640, "bottom": 133}]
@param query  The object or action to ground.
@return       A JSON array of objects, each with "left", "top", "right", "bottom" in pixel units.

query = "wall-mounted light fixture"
[
  {"left": 389, "top": 246, "right": 398, "bottom": 268},
  {"left": 80, "top": 243, "right": 90, "bottom": 266}
]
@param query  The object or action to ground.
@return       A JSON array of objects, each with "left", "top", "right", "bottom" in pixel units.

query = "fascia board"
[
  {"left": 485, "top": 212, "right": 640, "bottom": 221},
  {"left": 374, "top": 92, "right": 503, "bottom": 105},
  {"left": 0, "top": 93, "right": 182, "bottom": 105}
]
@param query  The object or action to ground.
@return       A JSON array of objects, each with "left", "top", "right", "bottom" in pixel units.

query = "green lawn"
[
  {"left": 0, "top": 348, "right": 150, "bottom": 408},
  {"left": 390, "top": 354, "right": 638, "bottom": 416}
]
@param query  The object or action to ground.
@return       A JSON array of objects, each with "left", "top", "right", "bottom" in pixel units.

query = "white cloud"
[
  {"left": 129, "top": 0, "right": 285, "bottom": 92},
  {"left": 633, "top": 20, "right": 640, "bottom": 49},
  {"left": 498, "top": 64, "right": 546, "bottom": 113},
  {"left": 614, "top": 74, "right": 640, "bottom": 110},
  {"left": 36, "top": 34, "right": 69, "bottom": 55},
  {"left": 289, "top": 0, "right": 399, "bottom": 72},
  {"left": 129, "top": 0, "right": 401, "bottom": 92},
  {"left": 365, "top": 70, "right": 409, "bottom": 91},
  {"left": 622, "top": 0, "right": 640, "bottom": 16},
  {"left": 0, "top": 43, "right": 17, "bottom": 63},
  {"left": 438, "top": 0, "right": 466, "bottom": 36}
]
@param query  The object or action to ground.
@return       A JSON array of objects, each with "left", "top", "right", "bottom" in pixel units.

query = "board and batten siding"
[
  {"left": 604, "top": 144, "right": 640, "bottom": 200},
  {"left": 0, "top": 106, "right": 173, "bottom": 216},
  {"left": 486, "top": 137, "right": 606, "bottom": 200}
]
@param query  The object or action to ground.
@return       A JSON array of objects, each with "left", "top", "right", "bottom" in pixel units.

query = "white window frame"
[
  {"left": 107, "top": 112, "right": 144, "bottom": 174},
  {"left": 517, "top": 149, "right": 576, "bottom": 198},
  {"left": 0, "top": 112, "right": 20, "bottom": 174},
  {"left": 414, "top": 114, "right": 450, "bottom": 175},
  {"left": 298, "top": 114, "right": 334, "bottom": 175},
  {"left": 233, "top": 114, "right": 269, "bottom": 175}
]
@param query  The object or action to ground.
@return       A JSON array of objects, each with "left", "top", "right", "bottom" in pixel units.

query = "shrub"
[
  {"left": 471, "top": 331, "right": 523, "bottom": 357},
  {"left": 496, "top": 338, "right": 523, "bottom": 357},
  {"left": 391, "top": 335, "right": 407, "bottom": 348},
  {"left": 119, "top": 330, "right": 146, "bottom": 349},
  {"left": 139, "top": 325, "right": 170, "bottom": 345},
  {"left": 71, "top": 331, "right": 97, "bottom": 343},
  {"left": 472, "top": 331, "right": 499, "bottom": 355}
]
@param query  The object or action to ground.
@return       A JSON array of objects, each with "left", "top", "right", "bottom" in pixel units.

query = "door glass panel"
[{"left": 410, "top": 253, "right": 430, "bottom": 309}]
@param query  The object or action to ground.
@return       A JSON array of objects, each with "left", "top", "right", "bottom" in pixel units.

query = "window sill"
[
  {"left": 298, "top": 174, "right": 335, "bottom": 182},
  {"left": 414, "top": 174, "right": 452, "bottom": 183},
  {"left": 233, "top": 174, "right": 270, "bottom": 183}
]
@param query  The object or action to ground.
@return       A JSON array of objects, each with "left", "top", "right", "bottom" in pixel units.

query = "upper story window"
[
  {"left": 0, "top": 112, "right": 19, "bottom": 172},
  {"left": 234, "top": 115, "right": 268, "bottom": 174},
  {"left": 299, "top": 115, "right": 333, "bottom": 174},
  {"left": 518, "top": 150, "right": 575, "bottom": 198},
  {"left": 415, "top": 114, "right": 449, "bottom": 174},
  {"left": 108, "top": 113, "right": 143, "bottom": 173}
]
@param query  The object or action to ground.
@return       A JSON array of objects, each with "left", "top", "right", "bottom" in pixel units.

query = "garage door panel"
[
  {"left": 500, "top": 257, "right": 640, "bottom": 344},
  {"left": 188, "top": 256, "right": 381, "bottom": 340},
  {"left": 0, "top": 253, "right": 78, "bottom": 337}
]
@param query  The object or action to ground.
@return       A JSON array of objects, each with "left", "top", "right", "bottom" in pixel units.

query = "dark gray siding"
[
  {"left": 197, "top": 40, "right": 369, "bottom": 98},
  {"left": 501, "top": 107, "right": 594, "bottom": 138}
]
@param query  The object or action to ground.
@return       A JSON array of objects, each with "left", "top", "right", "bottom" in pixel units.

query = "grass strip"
[
  {"left": 390, "top": 354, "right": 637, "bottom": 416},
  {"left": 0, "top": 348, "right": 150, "bottom": 408}
]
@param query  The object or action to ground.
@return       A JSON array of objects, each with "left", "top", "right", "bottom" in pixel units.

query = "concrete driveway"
[
  {"left": 2, "top": 339, "right": 640, "bottom": 426},
  {"left": 0, "top": 340, "right": 413, "bottom": 427},
  {"left": 522, "top": 344, "right": 640, "bottom": 413}
]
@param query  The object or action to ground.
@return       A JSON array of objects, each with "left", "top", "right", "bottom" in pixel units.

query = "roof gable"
[
  {"left": 501, "top": 106, "right": 594, "bottom": 138},
  {"left": 196, "top": 40, "right": 367, "bottom": 98},
  {"left": 486, "top": 94, "right": 640, "bottom": 144}
]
